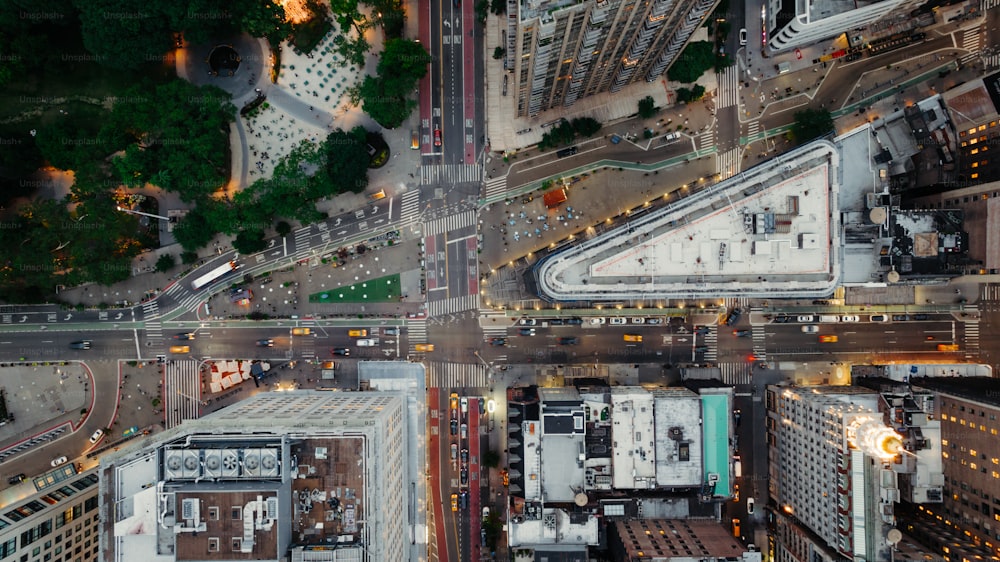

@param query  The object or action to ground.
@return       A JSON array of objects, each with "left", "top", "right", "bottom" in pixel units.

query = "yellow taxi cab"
[
  {"left": 501, "top": 469, "right": 509, "bottom": 487},
  {"left": 450, "top": 493, "right": 458, "bottom": 512},
  {"left": 732, "top": 518, "right": 741, "bottom": 537},
  {"left": 348, "top": 329, "right": 367, "bottom": 337},
  {"left": 937, "top": 343, "right": 959, "bottom": 351},
  {"left": 169, "top": 346, "right": 190, "bottom": 354},
  {"left": 450, "top": 392, "right": 459, "bottom": 411},
  {"left": 369, "top": 189, "right": 386, "bottom": 200},
  {"left": 415, "top": 344, "right": 435, "bottom": 352},
  {"left": 623, "top": 334, "right": 642, "bottom": 342},
  {"left": 819, "top": 335, "right": 838, "bottom": 343},
  {"left": 291, "top": 328, "right": 311, "bottom": 336}
]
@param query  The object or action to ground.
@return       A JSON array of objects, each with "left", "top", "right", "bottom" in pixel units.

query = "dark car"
[
  {"left": 559, "top": 337, "right": 579, "bottom": 345},
  {"left": 565, "top": 317, "right": 583, "bottom": 325},
  {"left": 773, "top": 316, "right": 792, "bottom": 323},
  {"left": 459, "top": 490, "right": 469, "bottom": 509},
  {"left": 732, "top": 330, "right": 750, "bottom": 337},
  {"left": 383, "top": 328, "right": 399, "bottom": 336},
  {"left": 173, "top": 332, "right": 195, "bottom": 340},
  {"left": 914, "top": 314, "right": 929, "bottom": 321},
  {"left": 490, "top": 338, "right": 508, "bottom": 346},
  {"left": 694, "top": 346, "right": 709, "bottom": 353},
  {"left": 724, "top": 308, "right": 742, "bottom": 326},
  {"left": 69, "top": 340, "right": 91, "bottom": 350},
  {"left": 519, "top": 328, "right": 536, "bottom": 336},
  {"left": 892, "top": 314, "right": 909, "bottom": 321},
  {"left": 256, "top": 339, "right": 274, "bottom": 347},
  {"left": 695, "top": 327, "right": 710, "bottom": 335},
  {"left": 450, "top": 419, "right": 459, "bottom": 435},
  {"left": 461, "top": 448, "right": 469, "bottom": 463},
  {"left": 461, "top": 468, "right": 468, "bottom": 485},
  {"left": 7, "top": 474, "right": 25, "bottom": 485},
  {"left": 556, "top": 147, "right": 579, "bottom": 158},
  {"left": 548, "top": 318, "right": 564, "bottom": 326},
  {"left": 331, "top": 348, "right": 351, "bottom": 356}
]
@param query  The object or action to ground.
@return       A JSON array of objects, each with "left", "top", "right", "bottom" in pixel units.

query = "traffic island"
[{"left": 307, "top": 273, "right": 402, "bottom": 304}]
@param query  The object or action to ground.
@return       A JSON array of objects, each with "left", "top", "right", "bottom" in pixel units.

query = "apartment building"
[{"left": 765, "top": 0, "right": 922, "bottom": 52}]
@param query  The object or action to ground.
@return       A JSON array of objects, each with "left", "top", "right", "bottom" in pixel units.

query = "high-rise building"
[
  {"left": 506, "top": 0, "right": 719, "bottom": 117},
  {"left": 97, "top": 391, "right": 411, "bottom": 562},
  {"left": 0, "top": 468, "right": 101, "bottom": 562},
  {"left": 766, "top": 385, "right": 904, "bottom": 562},
  {"left": 764, "top": 0, "right": 921, "bottom": 52}
]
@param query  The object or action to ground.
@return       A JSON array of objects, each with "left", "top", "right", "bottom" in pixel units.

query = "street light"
[{"left": 116, "top": 206, "right": 171, "bottom": 222}]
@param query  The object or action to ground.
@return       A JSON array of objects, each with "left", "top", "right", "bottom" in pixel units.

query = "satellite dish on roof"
[
  {"left": 887, "top": 270, "right": 900, "bottom": 283},
  {"left": 869, "top": 207, "right": 887, "bottom": 224},
  {"left": 887, "top": 529, "right": 902, "bottom": 545},
  {"left": 574, "top": 493, "right": 589, "bottom": 506}
]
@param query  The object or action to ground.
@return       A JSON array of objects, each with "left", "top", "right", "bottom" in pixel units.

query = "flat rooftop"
[{"left": 534, "top": 141, "right": 842, "bottom": 300}]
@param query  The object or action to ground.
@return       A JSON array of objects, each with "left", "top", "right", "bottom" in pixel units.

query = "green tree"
[
  {"left": 238, "top": 0, "right": 292, "bottom": 42},
  {"left": 637, "top": 96, "right": 657, "bottom": 119},
  {"left": 791, "top": 108, "right": 834, "bottom": 144},
  {"left": 172, "top": 207, "right": 217, "bottom": 251},
  {"left": 322, "top": 127, "right": 370, "bottom": 194},
  {"left": 155, "top": 253, "right": 175, "bottom": 273},
  {"left": 275, "top": 221, "right": 291, "bottom": 236},
  {"left": 489, "top": 0, "right": 505, "bottom": 15},
  {"left": 667, "top": 41, "right": 715, "bottom": 83},
  {"left": 493, "top": 46, "right": 505, "bottom": 60},
  {"left": 233, "top": 229, "right": 267, "bottom": 254},
  {"left": 34, "top": 108, "right": 113, "bottom": 171},
  {"left": 72, "top": 0, "right": 173, "bottom": 69},
  {"left": 482, "top": 449, "right": 500, "bottom": 468},
  {"left": 571, "top": 117, "right": 601, "bottom": 137},
  {"left": 353, "top": 39, "right": 430, "bottom": 128},
  {"left": 181, "top": 251, "right": 199, "bottom": 264}
]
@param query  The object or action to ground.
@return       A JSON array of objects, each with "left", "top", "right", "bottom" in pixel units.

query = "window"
[
  {"left": 208, "top": 507, "right": 219, "bottom": 521},
  {"left": 208, "top": 538, "right": 219, "bottom": 553},
  {"left": 231, "top": 538, "right": 241, "bottom": 551}
]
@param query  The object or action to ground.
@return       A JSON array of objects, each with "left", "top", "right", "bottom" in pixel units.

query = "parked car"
[
  {"left": 609, "top": 317, "right": 627, "bottom": 325},
  {"left": 590, "top": 317, "right": 606, "bottom": 325},
  {"left": 460, "top": 423, "right": 468, "bottom": 439},
  {"left": 559, "top": 337, "right": 579, "bottom": 345},
  {"left": 725, "top": 308, "right": 742, "bottom": 326},
  {"left": 451, "top": 443, "right": 458, "bottom": 460},
  {"left": 461, "top": 468, "right": 468, "bottom": 485},
  {"left": 747, "top": 497, "right": 755, "bottom": 515},
  {"left": 774, "top": 316, "right": 792, "bottom": 323},
  {"left": 89, "top": 429, "right": 104, "bottom": 444},
  {"left": 450, "top": 419, "right": 458, "bottom": 435},
  {"left": 801, "top": 325, "right": 819, "bottom": 333},
  {"left": 123, "top": 426, "right": 139, "bottom": 437},
  {"left": 51, "top": 456, "right": 68, "bottom": 468},
  {"left": 69, "top": 340, "right": 91, "bottom": 350},
  {"left": 519, "top": 318, "right": 537, "bottom": 326},
  {"left": 841, "top": 315, "right": 860, "bottom": 322},
  {"left": 870, "top": 315, "right": 888, "bottom": 322},
  {"left": 490, "top": 338, "right": 508, "bottom": 346},
  {"left": 331, "top": 348, "right": 351, "bottom": 356},
  {"left": 796, "top": 315, "right": 815, "bottom": 322},
  {"left": 8, "top": 474, "right": 26, "bottom": 485},
  {"left": 565, "top": 317, "right": 583, "bottom": 325},
  {"left": 646, "top": 318, "right": 663, "bottom": 324},
  {"left": 173, "top": 333, "right": 195, "bottom": 340},
  {"left": 256, "top": 339, "right": 274, "bottom": 347},
  {"left": 519, "top": 328, "right": 536, "bottom": 336},
  {"left": 461, "top": 448, "right": 469, "bottom": 463},
  {"left": 914, "top": 314, "right": 929, "bottom": 321},
  {"left": 548, "top": 318, "right": 564, "bottom": 326},
  {"left": 892, "top": 314, "right": 909, "bottom": 321},
  {"left": 631, "top": 317, "right": 645, "bottom": 324}
]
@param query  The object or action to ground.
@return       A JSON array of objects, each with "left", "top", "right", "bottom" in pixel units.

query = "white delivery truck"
[
  {"left": 357, "top": 339, "right": 379, "bottom": 347},
  {"left": 734, "top": 459, "right": 743, "bottom": 478}
]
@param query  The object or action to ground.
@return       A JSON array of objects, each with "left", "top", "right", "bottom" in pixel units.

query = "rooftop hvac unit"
[{"left": 181, "top": 499, "right": 198, "bottom": 520}]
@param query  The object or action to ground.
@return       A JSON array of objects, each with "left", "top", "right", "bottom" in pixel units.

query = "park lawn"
[{"left": 308, "top": 273, "right": 401, "bottom": 303}]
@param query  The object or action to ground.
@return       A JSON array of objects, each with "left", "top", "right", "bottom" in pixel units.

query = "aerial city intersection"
[{"left": 0, "top": 0, "right": 999, "bottom": 561}]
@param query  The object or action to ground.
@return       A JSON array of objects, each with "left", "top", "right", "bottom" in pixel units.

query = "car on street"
[
  {"left": 451, "top": 443, "right": 458, "bottom": 460},
  {"left": 383, "top": 328, "right": 399, "bottom": 336},
  {"left": 519, "top": 318, "right": 537, "bottom": 325},
  {"left": 623, "top": 334, "right": 642, "bottom": 342},
  {"left": 415, "top": 344, "right": 435, "bottom": 352},
  {"left": 695, "top": 327, "right": 710, "bottom": 335},
  {"left": 549, "top": 318, "right": 564, "bottom": 326},
  {"left": 461, "top": 468, "right": 468, "bottom": 485},
  {"left": 460, "top": 490, "right": 469, "bottom": 509},
  {"left": 841, "top": 315, "right": 860, "bottom": 322},
  {"left": 331, "top": 348, "right": 351, "bottom": 356},
  {"left": 451, "top": 493, "right": 458, "bottom": 512},
  {"left": 51, "top": 456, "right": 68, "bottom": 468},
  {"left": 490, "top": 338, "right": 508, "bottom": 346},
  {"left": 169, "top": 345, "right": 190, "bottom": 354},
  {"left": 89, "top": 429, "right": 104, "bottom": 444},
  {"left": 7, "top": 474, "right": 25, "bottom": 485},
  {"left": 732, "top": 330, "right": 750, "bottom": 337},
  {"left": 565, "top": 317, "right": 583, "bottom": 325},
  {"left": 732, "top": 518, "right": 741, "bottom": 537},
  {"left": 801, "top": 325, "right": 819, "bottom": 333},
  {"left": 914, "top": 314, "right": 929, "bottom": 320},
  {"left": 434, "top": 128, "right": 441, "bottom": 147},
  {"left": 646, "top": 318, "right": 663, "bottom": 324},
  {"left": 892, "top": 314, "right": 909, "bottom": 321},
  {"left": 556, "top": 146, "right": 578, "bottom": 158},
  {"left": 739, "top": 28, "right": 747, "bottom": 45},
  {"left": 774, "top": 315, "right": 793, "bottom": 323},
  {"left": 450, "top": 392, "right": 459, "bottom": 413},
  {"left": 609, "top": 317, "right": 627, "bottom": 325},
  {"left": 291, "top": 328, "right": 311, "bottom": 336},
  {"left": 173, "top": 333, "right": 195, "bottom": 340},
  {"left": 69, "top": 340, "right": 91, "bottom": 350},
  {"left": 820, "top": 335, "right": 838, "bottom": 343},
  {"left": 724, "top": 308, "right": 741, "bottom": 326},
  {"left": 461, "top": 448, "right": 469, "bottom": 463},
  {"left": 631, "top": 317, "right": 645, "bottom": 324},
  {"left": 519, "top": 328, "right": 536, "bottom": 336},
  {"left": 590, "top": 317, "right": 606, "bottom": 324},
  {"left": 450, "top": 419, "right": 458, "bottom": 435},
  {"left": 460, "top": 397, "right": 468, "bottom": 414},
  {"left": 256, "top": 339, "right": 274, "bottom": 347},
  {"left": 733, "top": 484, "right": 740, "bottom": 501},
  {"left": 348, "top": 329, "right": 367, "bottom": 337},
  {"left": 695, "top": 346, "right": 709, "bottom": 353},
  {"left": 357, "top": 339, "right": 378, "bottom": 347},
  {"left": 559, "top": 337, "right": 579, "bottom": 345},
  {"left": 870, "top": 315, "right": 888, "bottom": 322},
  {"left": 797, "top": 315, "right": 815, "bottom": 322},
  {"left": 747, "top": 497, "right": 755, "bottom": 515},
  {"left": 460, "top": 423, "right": 468, "bottom": 439}
]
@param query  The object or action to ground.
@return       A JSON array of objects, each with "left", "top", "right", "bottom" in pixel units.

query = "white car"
[
  {"left": 89, "top": 429, "right": 104, "bottom": 444},
  {"left": 610, "top": 318, "right": 627, "bottom": 325},
  {"left": 747, "top": 497, "right": 755, "bottom": 514},
  {"left": 841, "top": 315, "right": 860, "bottom": 322},
  {"left": 796, "top": 315, "right": 814, "bottom": 322},
  {"left": 590, "top": 317, "right": 606, "bottom": 325},
  {"left": 739, "top": 28, "right": 747, "bottom": 45},
  {"left": 801, "top": 325, "right": 819, "bottom": 333},
  {"left": 631, "top": 318, "right": 645, "bottom": 324},
  {"left": 51, "top": 456, "right": 68, "bottom": 468},
  {"left": 519, "top": 318, "right": 537, "bottom": 326},
  {"left": 645, "top": 318, "right": 663, "bottom": 324}
]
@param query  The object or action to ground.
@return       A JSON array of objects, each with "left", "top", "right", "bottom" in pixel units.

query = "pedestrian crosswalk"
[
  {"left": 701, "top": 325, "right": 718, "bottom": 361},
  {"left": 747, "top": 120, "right": 759, "bottom": 139},
  {"left": 164, "top": 359, "right": 201, "bottom": 429},
  {"left": 985, "top": 53, "right": 1000, "bottom": 70},
  {"left": 480, "top": 312, "right": 511, "bottom": 336},
  {"left": 427, "top": 362, "right": 490, "bottom": 389},
  {"left": 483, "top": 175, "right": 508, "bottom": 202},
  {"left": 407, "top": 318, "right": 427, "bottom": 343},
  {"left": 424, "top": 210, "right": 476, "bottom": 236},
  {"left": 725, "top": 297, "right": 751, "bottom": 310},
  {"left": 717, "top": 66, "right": 740, "bottom": 109},
  {"left": 294, "top": 224, "right": 312, "bottom": 251},
  {"left": 142, "top": 301, "right": 162, "bottom": 341},
  {"left": 717, "top": 147, "right": 741, "bottom": 180},
  {"left": 698, "top": 129, "right": 715, "bottom": 151},
  {"left": 981, "top": 285, "right": 1000, "bottom": 300},
  {"left": 426, "top": 294, "right": 480, "bottom": 317},
  {"left": 399, "top": 189, "right": 422, "bottom": 225},
  {"left": 421, "top": 164, "right": 482, "bottom": 185},
  {"left": 985, "top": 0, "right": 1000, "bottom": 10},
  {"left": 718, "top": 362, "right": 753, "bottom": 385},
  {"left": 961, "top": 27, "right": 981, "bottom": 54},
  {"left": 751, "top": 324, "right": 766, "bottom": 360},
  {"left": 964, "top": 321, "right": 979, "bottom": 353},
  {"left": 960, "top": 51, "right": 980, "bottom": 65}
]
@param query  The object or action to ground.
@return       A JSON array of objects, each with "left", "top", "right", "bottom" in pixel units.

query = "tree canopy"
[
  {"left": 637, "top": 96, "right": 657, "bottom": 119},
  {"left": 791, "top": 108, "right": 834, "bottom": 144},
  {"left": 667, "top": 41, "right": 715, "bottom": 83},
  {"left": 352, "top": 39, "right": 430, "bottom": 129}
]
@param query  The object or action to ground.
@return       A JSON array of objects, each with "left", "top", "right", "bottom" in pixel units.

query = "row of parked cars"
[
  {"left": 773, "top": 313, "right": 929, "bottom": 323},
  {"left": 519, "top": 317, "right": 664, "bottom": 326}
]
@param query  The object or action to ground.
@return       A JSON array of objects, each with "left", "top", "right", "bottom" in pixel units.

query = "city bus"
[{"left": 191, "top": 260, "right": 239, "bottom": 291}]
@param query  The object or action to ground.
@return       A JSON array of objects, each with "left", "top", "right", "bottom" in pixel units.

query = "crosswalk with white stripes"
[
  {"left": 751, "top": 324, "right": 767, "bottom": 360},
  {"left": 407, "top": 319, "right": 427, "bottom": 343},
  {"left": 985, "top": 0, "right": 1000, "bottom": 9},
  {"left": 964, "top": 321, "right": 980, "bottom": 354},
  {"left": 698, "top": 129, "right": 715, "bottom": 151},
  {"left": 294, "top": 224, "right": 312, "bottom": 250},
  {"left": 483, "top": 176, "right": 508, "bottom": 201},
  {"left": 421, "top": 164, "right": 482, "bottom": 185},
  {"left": 717, "top": 66, "right": 740, "bottom": 109},
  {"left": 725, "top": 298, "right": 751, "bottom": 310},
  {"left": 718, "top": 362, "right": 753, "bottom": 386},
  {"left": 427, "top": 362, "right": 490, "bottom": 389},
  {"left": 164, "top": 359, "right": 201, "bottom": 429},
  {"left": 399, "top": 190, "right": 422, "bottom": 225},
  {"left": 142, "top": 301, "right": 162, "bottom": 341},
  {"left": 424, "top": 210, "right": 477, "bottom": 236},
  {"left": 981, "top": 285, "right": 1000, "bottom": 300},
  {"left": 961, "top": 27, "right": 982, "bottom": 54},
  {"left": 426, "top": 294, "right": 480, "bottom": 317},
  {"left": 746, "top": 121, "right": 759, "bottom": 139},
  {"left": 984, "top": 53, "right": 1000, "bottom": 70},
  {"left": 701, "top": 325, "right": 718, "bottom": 361},
  {"left": 480, "top": 313, "right": 511, "bottom": 336},
  {"left": 717, "top": 147, "right": 741, "bottom": 180}
]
